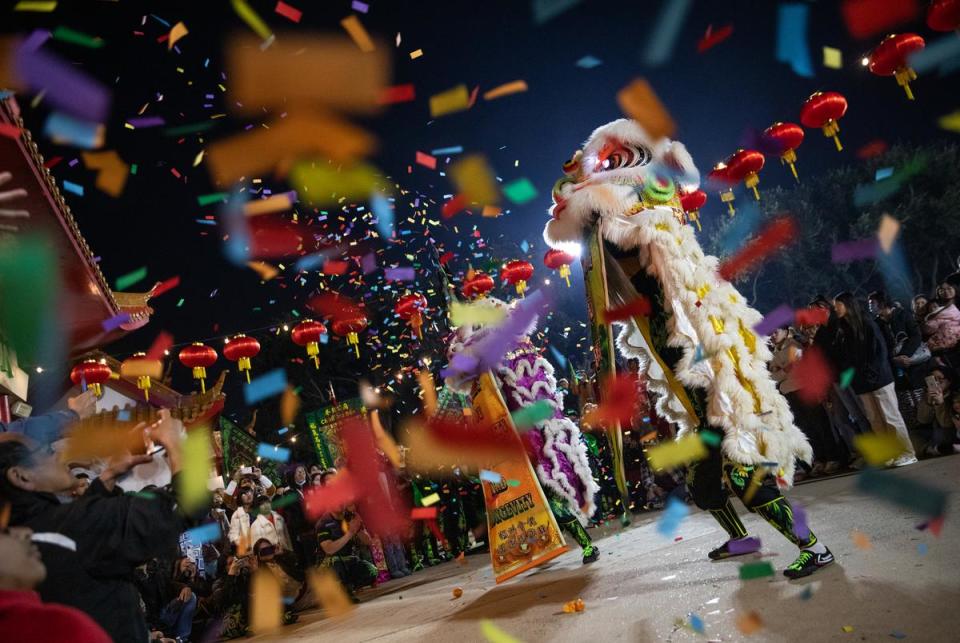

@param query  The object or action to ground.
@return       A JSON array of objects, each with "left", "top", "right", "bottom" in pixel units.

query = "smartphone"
[{"left": 925, "top": 375, "right": 941, "bottom": 397}]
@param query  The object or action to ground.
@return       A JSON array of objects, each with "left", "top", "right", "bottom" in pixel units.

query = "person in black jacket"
[
  {"left": 832, "top": 292, "right": 918, "bottom": 467},
  {"left": 0, "top": 409, "right": 186, "bottom": 643}
]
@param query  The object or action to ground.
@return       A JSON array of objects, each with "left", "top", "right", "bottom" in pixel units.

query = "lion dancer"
[
  {"left": 543, "top": 118, "right": 835, "bottom": 579},
  {"left": 446, "top": 299, "right": 602, "bottom": 564}
]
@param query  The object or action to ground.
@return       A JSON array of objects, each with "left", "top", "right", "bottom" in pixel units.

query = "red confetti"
[
  {"left": 170, "top": 167, "right": 181, "bottom": 179},
  {"left": 428, "top": 417, "right": 512, "bottom": 452},
  {"left": 151, "top": 276, "right": 180, "bottom": 298},
  {"left": 307, "top": 292, "right": 365, "bottom": 322},
  {"left": 718, "top": 216, "right": 798, "bottom": 282},
  {"left": 928, "top": 516, "right": 944, "bottom": 537},
  {"left": 792, "top": 346, "right": 834, "bottom": 404},
  {"left": 322, "top": 260, "right": 349, "bottom": 275},
  {"left": 44, "top": 156, "right": 63, "bottom": 169},
  {"left": 411, "top": 507, "right": 438, "bottom": 520},
  {"left": 603, "top": 296, "right": 652, "bottom": 323},
  {"left": 441, "top": 194, "right": 467, "bottom": 219},
  {"left": 841, "top": 0, "right": 919, "bottom": 39},
  {"left": 794, "top": 307, "right": 829, "bottom": 327},
  {"left": 856, "top": 139, "right": 889, "bottom": 159},
  {"left": 274, "top": 0, "right": 302, "bottom": 23},
  {"left": 697, "top": 24, "right": 734, "bottom": 53},
  {"left": 145, "top": 331, "right": 174, "bottom": 361},
  {"left": 303, "top": 471, "right": 358, "bottom": 521},
  {"left": 591, "top": 373, "right": 640, "bottom": 427},
  {"left": 439, "top": 251, "right": 455, "bottom": 265},
  {"left": 378, "top": 83, "right": 416, "bottom": 105},
  {"left": 415, "top": 151, "right": 437, "bottom": 170},
  {"left": 0, "top": 123, "right": 21, "bottom": 139}
]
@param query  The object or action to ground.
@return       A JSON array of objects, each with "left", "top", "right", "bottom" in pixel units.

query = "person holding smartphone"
[{"left": 316, "top": 506, "right": 377, "bottom": 597}]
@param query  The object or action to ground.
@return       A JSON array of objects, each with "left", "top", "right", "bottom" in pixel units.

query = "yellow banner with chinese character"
[{"left": 472, "top": 372, "right": 568, "bottom": 583}]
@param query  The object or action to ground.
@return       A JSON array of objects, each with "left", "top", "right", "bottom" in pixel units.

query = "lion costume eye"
[{"left": 598, "top": 143, "right": 651, "bottom": 171}]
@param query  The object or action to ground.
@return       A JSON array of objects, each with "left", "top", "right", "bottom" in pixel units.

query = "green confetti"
[
  {"left": 507, "top": 479, "right": 520, "bottom": 487},
  {"left": 115, "top": 266, "right": 148, "bottom": 291},
  {"left": 739, "top": 561, "right": 774, "bottom": 580},
  {"left": 502, "top": 178, "right": 538, "bottom": 205},
  {"left": 510, "top": 400, "right": 554, "bottom": 430},
  {"left": 839, "top": 367, "right": 855, "bottom": 389},
  {"left": 480, "top": 620, "right": 523, "bottom": 643},
  {"left": 52, "top": 26, "right": 105, "bottom": 48},
  {"left": 130, "top": 164, "right": 138, "bottom": 175},
  {"left": 176, "top": 298, "right": 185, "bottom": 307},
  {"left": 163, "top": 121, "right": 216, "bottom": 136},
  {"left": 129, "top": 491, "right": 157, "bottom": 500},
  {"left": 0, "top": 237, "right": 58, "bottom": 364},
  {"left": 699, "top": 430, "right": 722, "bottom": 447},
  {"left": 197, "top": 192, "right": 228, "bottom": 206},
  {"left": 270, "top": 492, "right": 300, "bottom": 509}
]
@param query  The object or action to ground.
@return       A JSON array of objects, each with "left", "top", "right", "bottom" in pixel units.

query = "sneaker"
[
  {"left": 708, "top": 539, "right": 758, "bottom": 560},
  {"left": 581, "top": 545, "right": 600, "bottom": 564},
  {"left": 823, "top": 461, "right": 842, "bottom": 475},
  {"left": 848, "top": 457, "right": 865, "bottom": 470},
  {"left": 784, "top": 547, "right": 834, "bottom": 579},
  {"left": 891, "top": 454, "right": 918, "bottom": 467},
  {"left": 809, "top": 462, "right": 826, "bottom": 477}
]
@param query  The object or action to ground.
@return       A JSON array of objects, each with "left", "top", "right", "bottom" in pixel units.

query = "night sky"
[{"left": 6, "top": 0, "right": 957, "bottom": 430}]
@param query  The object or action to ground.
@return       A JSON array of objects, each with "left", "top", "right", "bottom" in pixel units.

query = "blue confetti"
[
  {"left": 775, "top": 4, "right": 814, "bottom": 78},
  {"left": 431, "top": 145, "right": 463, "bottom": 155},
  {"left": 917, "top": 543, "right": 927, "bottom": 555},
  {"left": 44, "top": 112, "right": 101, "bottom": 149},
  {"left": 184, "top": 523, "right": 221, "bottom": 545},
  {"left": 875, "top": 167, "right": 895, "bottom": 181},
  {"left": 688, "top": 613, "right": 705, "bottom": 634},
  {"left": 754, "top": 303, "right": 794, "bottom": 336},
  {"left": 656, "top": 496, "right": 688, "bottom": 537},
  {"left": 575, "top": 55, "right": 602, "bottom": 69},
  {"left": 256, "top": 442, "right": 291, "bottom": 462},
  {"left": 244, "top": 368, "right": 287, "bottom": 405},
  {"left": 520, "top": 240, "right": 529, "bottom": 253},
  {"left": 371, "top": 192, "right": 394, "bottom": 239},
  {"left": 479, "top": 469, "right": 502, "bottom": 483},
  {"left": 642, "top": 0, "right": 692, "bottom": 67},
  {"left": 277, "top": 427, "right": 289, "bottom": 435},
  {"left": 62, "top": 180, "right": 84, "bottom": 196},
  {"left": 719, "top": 203, "right": 761, "bottom": 254},
  {"left": 117, "top": 409, "right": 131, "bottom": 421},
  {"left": 799, "top": 586, "right": 814, "bottom": 600},
  {"left": 549, "top": 345, "right": 567, "bottom": 368}
]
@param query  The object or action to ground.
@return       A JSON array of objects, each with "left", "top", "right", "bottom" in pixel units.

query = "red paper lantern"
[
  {"left": 725, "top": 149, "right": 765, "bottom": 201},
  {"left": 867, "top": 33, "right": 926, "bottom": 101},
  {"left": 927, "top": 0, "right": 960, "bottom": 31},
  {"left": 332, "top": 316, "right": 368, "bottom": 358},
  {"left": 121, "top": 352, "right": 155, "bottom": 401},
  {"left": 501, "top": 260, "right": 534, "bottom": 297},
  {"left": 224, "top": 334, "right": 261, "bottom": 383},
  {"left": 461, "top": 271, "right": 495, "bottom": 299},
  {"left": 70, "top": 359, "right": 112, "bottom": 398},
  {"left": 679, "top": 189, "right": 707, "bottom": 231},
  {"left": 395, "top": 293, "right": 428, "bottom": 340},
  {"left": 291, "top": 320, "right": 327, "bottom": 369},
  {"left": 708, "top": 163, "right": 737, "bottom": 216},
  {"left": 544, "top": 249, "right": 576, "bottom": 287},
  {"left": 178, "top": 343, "right": 218, "bottom": 393},
  {"left": 800, "top": 91, "right": 848, "bottom": 152},
  {"left": 763, "top": 122, "right": 805, "bottom": 182}
]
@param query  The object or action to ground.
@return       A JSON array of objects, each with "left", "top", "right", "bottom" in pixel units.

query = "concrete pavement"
[{"left": 252, "top": 456, "right": 960, "bottom": 642}]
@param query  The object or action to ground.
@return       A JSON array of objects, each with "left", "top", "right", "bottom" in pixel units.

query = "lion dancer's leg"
[
  {"left": 689, "top": 440, "right": 834, "bottom": 578},
  {"left": 547, "top": 490, "right": 600, "bottom": 564}
]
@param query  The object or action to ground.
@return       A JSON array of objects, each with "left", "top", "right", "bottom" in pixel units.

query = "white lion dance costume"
[
  {"left": 446, "top": 297, "right": 602, "bottom": 563},
  {"left": 542, "top": 119, "right": 834, "bottom": 578}
]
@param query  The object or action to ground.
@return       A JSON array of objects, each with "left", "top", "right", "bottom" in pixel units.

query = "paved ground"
[{"left": 252, "top": 456, "right": 960, "bottom": 642}]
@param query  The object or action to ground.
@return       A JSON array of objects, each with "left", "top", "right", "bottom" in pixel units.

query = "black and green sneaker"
[
  {"left": 582, "top": 545, "right": 600, "bottom": 564},
  {"left": 784, "top": 548, "right": 834, "bottom": 579}
]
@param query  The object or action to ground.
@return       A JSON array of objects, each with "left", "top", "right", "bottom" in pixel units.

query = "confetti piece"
[
  {"left": 227, "top": 34, "right": 387, "bottom": 114},
  {"left": 247, "top": 261, "right": 279, "bottom": 281},
  {"left": 207, "top": 114, "right": 375, "bottom": 184},
  {"left": 274, "top": 0, "right": 302, "bottom": 23},
  {"left": 421, "top": 492, "right": 440, "bottom": 506},
  {"left": 875, "top": 167, "right": 895, "bottom": 181},
  {"left": 417, "top": 370, "right": 438, "bottom": 416},
  {"left": 775, "top": 4, "right": 814, "bottom": 77},
  {"left": 841, "top": 0, "right": 919, "bottom": 39},
  {"left": 168, "top": 21, "right": 188, "bottom": 50},
  {"left": 502, "top": 178, "right": 538, "bottom": 205},
  {"left": 699, "top": 430, "right": 722, "bottom": 447},
  {"left": 575, "top": 55, "right": 602, "bottom": 68},
  {"left": 429, "top": 84, "right": 470, "bottom": 118},
  {"left": 291, "top": 161, "right": 379, "bottom": 205},
  {"left": 719, "top": 217, "right": 797, "bottom": 282},
  {"left": 178, "top": 425, "right": 212, "bottom": 513},
  {"left": 352, "top": 1, "right": 369, "bottom": 13},
  {"left": 61, "top": 423, "right": 142, "bottom": 463},
  {"left": 483, "top": 80, "right": 528, "bottom": 101},
  {"left": 450, "top": 301, "right": 507, "bottom": 327},
  {"left": 415, "top": 151, "right": 437, "bottom": 169},
  {"left": 479, "top": 469, "right": 502, "bottom": 483},
  {"left": 799, "top": 586, "right": 813, "bottom": 600},
  {"left": 250, "top": 569, "right": 283, "bottom": 634},
  {"left": 656, "top": 496, "right": 688, "bottom": 537},
  {"left": 822, "top": 46, "right": 843, "bottom": 69},
  {"left": 61, "top": 180, "right": 84, "bottom": 196},
  {"left": 12, "top": 43, "right": 110, "bottom": 122},
  {"left": 244, "top": 369, "right": 288, "bottom": 405},
  {"left": 728, "top": 536, "right": 762, "bottom": 555},
  {"left": 877, "top": 214, "right": 900, "bottom": 253},
  {"left": 792, "top": 346, "right": 833, "bottom": 404},
  {"left": 510, "top": 400, "right": 555, "bottom": 430},
  {"left": 256, "top": 442, "right": 291, "bottom": 462},
  {"left": 13, "top": 1, "right": 57, "bottom": 12},
  {"left": 480, "top": 619, "right": 524, "bottom": 643},
  {"left": 81, "top": 150, "right": 129, "bottom": 196},
  {"left": 831, "top": 238, "right": 878, "bottom": 263},
  {"left": 793, "top": 307, "right": 829, "bottom": 327},
  {"left": 341, "top": 15, "right": 376, "bottom": 53},
  {"left": 909, "top": 34, "right": 960, "bottom": 75},
  {"left": 432, "top": 145, "right": 463, "bottom": 155},
  {"left": 280, "top": 387, "right": 300, "bottom": 426},
  {"left": 116, "top": 267, "right": 148, "bottom": 290},
  {"left": 841, "top": 625, "right": 854, "bottom": 633},
  {"left": 688, "top": 613, "right": 705, "bottom": 634},
  {"left": 230, "top": 0, "right": 274, "bottom": 42},
  {"left": 839, "top": 367, "right": 856, "bottom": 389},
  {"left": 739, "top": 561, "right": 774, "bottom": 580},
  {"left": 185, "top": 523, "right": 222, "bottom": 545},
  {"left": 854, "top": 432, "right": 908, "bottom": 466},
  {"left": 736, "top": 611, "right": 764, "bottom": 634},
  {"left": 44, "top": 112, "right": 104, "bottom": 149},
  {"left": 939, "top": 109, "right": 960, "bottom": 133},
  {"left": 603, "top": 296, "right": 652, "bottom": 324},
  {"left": 410, "top": 507, "right": 438, "bottom": 520},
  {"left": 0, "top": 123, "right": 20, "bottom": 139},
  {"left": 917, "top": 544, "right": 927, "bottom": 556},
  {"left": 101, "top": 313, "right": 131, "bottom": 332},
  {"left": 616, "top": 78, "right": 676, "bottom": 141},
  {"left": 308, "top": 568, "right": 355, "bottom": 618},
  {"left": 303, "top": 472, "right": 359, "bottom": 520},
  {"left": 754, "top": 304, "right": 794, "bottom": 335},
  {"left": 857, "top": 469, "right": 948, "bottom": 518},
  {"left": 642, "top": 0, "right": 692, "bottom": 66},
  {"left": 143, "top": 331, "right": 173, "bottom": 362},
  {"left": 450, "top": 155, "right": 499, "bottom": 204},
  {"left": 385, "top": 267, "right": 415, "bottom": 281},
  {"left": 51, "top": 26, "right": 104, "bottom": 49},
  {"left": 379, "top": 83, "right": 416, "bottom": 105},
  {"left": 851, "top": 529, "right": 872, "bottom": 549},
  {"left": 697, "top": 23, "right": 734, "bottom": 53},
  {"left": 646, "top": 433, "right": 708, "bottom": 470},
  {"left": 717, "top": 203, "right": 761, "bottom": 253},
  {"left": 409, "top": 48, "right": 424, "bottom": 59}
]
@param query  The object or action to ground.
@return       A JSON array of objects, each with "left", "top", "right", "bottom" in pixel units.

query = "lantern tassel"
[
  {"left": 689, "top": 210, "right": 702, "bottom": 232},
  {"left": 200, "top": 378, "right": 206, "bottom": 394},
  {"left": 781, "top": 149, "right": 799, "bottom": 182},
  {"left": 822, "top": 120, "right": 843, "bottom": 152},
  {"left": 895, "top": 67, "right": 917, "bottom": 100},
  {"left": 560, "top": 264, "right": 571, "bottom": 287}
]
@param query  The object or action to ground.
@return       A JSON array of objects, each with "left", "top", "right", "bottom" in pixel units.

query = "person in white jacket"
[
  {"left": 227, "top": 486, "right": 256, "bottom": 552},
  {"left": 249, "top": 495, "right": 294, "bottom": 554}
]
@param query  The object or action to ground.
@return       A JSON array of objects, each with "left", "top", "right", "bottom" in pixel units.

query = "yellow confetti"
[
  {"left": 429, "top": 84, "right": 470, "bottom": 118},
  {"left": 877, "top": 214, "right": 900, "bottom": 253},
  {"left": 244, "top": 193, "right": 294, "bottom": 217},
  {"left": 409, "top": 48, "right": 424, "bottom": 59},
  {"left": 250, "top": 569, "right": 283, "bottom": 634},
  {"left": 450, "top": 301, "right": 506, "bottom": 327},
  {"left": 290, "top": 161, "right": 379, "bottom": 205},
  {"left": 247, "top": 261, "right": 279, "bottom": 281},
  {"left": 421, "top": 492, "right": 440, "bottom": 506},
  {"left": 230, "top": 0, "right": 273, "bottom": 42},
  {"left": 939, "top": 110, "right": 960, "bottom": 133},
  {"left": 168, "top": 21, "right": 189, "bottom": 50},
  {"left": 308, "top": 568, "right": 355, "bottom": 618},
  {"left": 450, "top": 155, "right": 499, "bottom": 204},
  {"left": 119, "top": 358, "right": 162, "bottom": 379},
  {"left": 370, "top": 409, "right": 402, "bottom": 468},
  {"left": 851, "top": 530, "right": 872, "bottom": 550},
  {"left": 177, "top": 425, "right": 212, "bottom": 513},
  {"left": 417, "top": 370, "right": 438, "bottom": 416},
  {"left": 645, "top": 433, "right": 707, "bottom": 470},
  {"left": 280, "top": 386, "right": 300, "bottom": 425},
  {"left": 841, "top": 625, "right": 855, "bottom": 633},
  {"left": 192, "top": 149, "right": 204, "bottom": 167},
  {"left": 480, "top": 620, "right": 524, "bottom": 643},
  {"left": 483, "top": 80, "right": 528, "bottom": 101},
  {"left": 853, "top": 432, "right": 907, "bottom": 466},
  {"left": 341, "top": 15, "right": 376, "bottom": 53},
  {"left": 822, "top": 46, "right": 843, "bottom": 69},
  {"left": 13, "top": 1, "right": 57, "bottom": 11}
]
